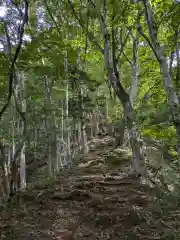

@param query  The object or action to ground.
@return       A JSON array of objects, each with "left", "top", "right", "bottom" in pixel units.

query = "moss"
[
  {"left": 105, "top": 153, "right": 131, "bottom": 166},
  {"left": 168, "top": 149, "right": 178, "bottom": 160}
]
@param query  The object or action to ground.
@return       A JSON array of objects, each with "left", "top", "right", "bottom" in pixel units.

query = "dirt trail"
[{"left": 0, "top": 137, "right": 180, "bottom": 239}]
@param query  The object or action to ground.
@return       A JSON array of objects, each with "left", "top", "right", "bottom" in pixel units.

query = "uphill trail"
[{"left": 0, "top": 136, "right": 180, "bottom": 239}]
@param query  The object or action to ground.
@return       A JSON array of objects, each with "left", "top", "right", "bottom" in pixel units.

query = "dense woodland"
[{"left": 0, "top": 0, "right": 180, "bottom": 239}]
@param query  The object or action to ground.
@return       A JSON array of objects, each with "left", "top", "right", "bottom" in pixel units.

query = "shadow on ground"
[{"left": 1, "top": 137, "right": 180, "bottom": 239}]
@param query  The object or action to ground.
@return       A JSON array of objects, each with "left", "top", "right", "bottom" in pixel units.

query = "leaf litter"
[{"left": 1, "top": 136, "right": 180, "bottom": 239}]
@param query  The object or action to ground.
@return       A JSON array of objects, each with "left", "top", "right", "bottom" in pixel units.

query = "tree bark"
[
  {"left": 0, "top": 143, "right": 10, "bottom": 197},
  {"left": 123, "top": 31, "right": 139, "bottom": 146},
  {"left": 130, "top": 32, "right": 139, "bottom": 104},
  {"left": 19, "top": 72, "right": 26, "bottom": 190},
  {"left": 44, "top": 77, "right": 53, "bottom": 176},
  {"left": 103, "top": 0, "right": 145, "bottom": 176},
  {"left": 65, "top": 53, "right": 72, "bottom": 167},
  {"left": 141, "top": 0, "right": 180, "bottom": 165}
]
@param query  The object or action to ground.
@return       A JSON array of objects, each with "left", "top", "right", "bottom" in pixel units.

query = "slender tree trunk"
[
  {"left": 65, "top": 53, "right": 72, "bottom": 167},
  {"left": 70, "top": 122, "right": 76, "bottom": 158},
  {"left": 175, "top": 27, "right": 180, "bottom": 100},
  {"left": 8, "top": 144, "right": 11, "bottom": 168},
  {"left": 55, "top": 120, "right": 60, "bottom": 174},
  {"left": 90, "top": 113, "right": 94, "bottom": 139},
  {"left": 9, "top": 103, "right": 16, "bottom": 190},
  {"left": 3, "top": 163, "right": 10, "bottom": 197},
  {"left": 130, "top": 32, "right": 139, "bottom": 104},
  {"left": 82, "top": 122, "right": 89, "bottom": 154},
  {"left": 0, "top": 142, "right": 10, "bottom": 197},
  {"left": 80, "top": 93, "right": 89, "bottom": 153},
  {"left": 142, "top": 0, "right": 180, "bottom": 165},
  {"left": 0, "top": 178, "right": 5, "bottom": 204},
  {"left": 123, "top": 32, "right": 139, "bottom": 146},
  {"left": 19, "top": 72, "right": 26, "bottom": 190},
  {"left": 11, "top": 72, "right": 27, "bottom": 192},
  {"left": 110, "top": 73, "right": 145, "bottom": 175},
  {"left": 105, "top": 90, "right": 109, "bottom": 120},
  {"left": 12, "top": 112, "right": 15, "bottom": 161},
  {"left": 91, "top": 111, "right": 96, "bottom": 137},
  {"left": 33, "top": 128, "right": 38, "bottom": 169},
  {"left": 102, "top": 0, "right": 145, "bottom": 176},
  {"left": 52, "top": 108, "right": 57, "bottom": 174},
  {"left": 42, "top": 49, "right": 57, "bottom": 174},
  {"left": 78, "top": 120, "right": 82, "bottom": 149},
  {"left": 77, "top": 49, "right": 89, "bottom": 153},
  {"left": 44, "top": 77, "right": 53, "bottom": 177},
  {"left": 61, "top": 101, "right": 65, "bottom": 166},
  {"left": 96, "top": 111, "right": 100, "bottom": 133}
]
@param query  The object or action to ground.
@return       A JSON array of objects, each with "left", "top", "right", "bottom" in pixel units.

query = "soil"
[{"left": 0, "top": 136, "right": 180, "bottom": 239}]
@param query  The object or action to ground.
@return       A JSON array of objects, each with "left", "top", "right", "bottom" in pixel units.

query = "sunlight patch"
[{"left": 0, "top": 6, "right": 6, "bottom": 17}]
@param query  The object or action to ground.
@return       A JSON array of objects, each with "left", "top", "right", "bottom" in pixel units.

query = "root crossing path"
[{"left": 0, "top": 136, "right": 180, "bottom": 239}]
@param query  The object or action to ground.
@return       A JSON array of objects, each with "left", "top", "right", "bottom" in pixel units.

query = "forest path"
[{"left": 0, "top": 136, "right": 180, "bottom": 239}]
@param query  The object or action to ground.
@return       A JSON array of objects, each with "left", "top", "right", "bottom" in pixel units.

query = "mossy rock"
[
  {"left": 105, "top": 154, "right": 131, "bottom": 166},
  {"left": 79, "top": 159, "right": 105, "bottom": 169},
  {"left": 115, "top": 152, "right": 132, "bottom": 161}
]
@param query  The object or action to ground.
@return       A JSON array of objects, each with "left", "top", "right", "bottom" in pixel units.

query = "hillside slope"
[{"left": 0, "top": 136, "right": 180, "bottom": 240}]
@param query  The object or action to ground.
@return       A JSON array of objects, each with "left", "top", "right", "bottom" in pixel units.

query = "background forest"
[{"left": 0, "top": 0, "right": 180, "bottom": 239}]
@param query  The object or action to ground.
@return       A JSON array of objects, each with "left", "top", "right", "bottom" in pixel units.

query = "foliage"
[{"left": 0, "top": 0, "right": 180, "bottom": 237}]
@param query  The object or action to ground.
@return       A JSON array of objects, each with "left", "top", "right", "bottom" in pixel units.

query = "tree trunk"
[
  {"left": 11, "top": 72, "right": 27, "bottom": 192},
  {"left": 130, "top": 32, "right": 139, "bottom": 104},
  {"left": 61, "top": 101, "right": 66, "bottom": 167},
  {"left": 82, "top": 123, "right": 89, "bottom": 154},
  {"left": 78, "top": 120, "right": 82, "bottom": 149},
  {"left": 65, "top": 53, "right": 72, "bottom": 167},
  {"left": 102, "top": 0, "right": 145, "bottom": 176},
  {"left": 44, "top": 77, "right": 53, "bottom": 177},
  {"left": 19, "top": 72, "right": 26, "bottom": 190},
  {"left": 109, "top": 73, "right": 145, "bottom": 175},
  {"left": 142, "top": 0, "right": 180, "bottom": 165},
  {"left": 90, "top": 113, "right": 94, "bottom": 139},
  {"left": 105, "top": 90, "right": 109, "bottom": 120},
  {"left": 0, "top": 143, "right": 10, "bottom": 197},
  {"left": 123, "top": 31, "right": 139, "bottom": 146}
]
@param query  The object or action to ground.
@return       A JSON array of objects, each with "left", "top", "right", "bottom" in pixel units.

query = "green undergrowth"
[
  {"left": 156, "top": 190, "right": 180, "bottom": 215},
  {"left": 153, "top": 191, "right": 180, "bottom": 239}
]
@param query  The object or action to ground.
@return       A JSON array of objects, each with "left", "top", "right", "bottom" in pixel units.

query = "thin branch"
[
  {"left": 123, "top": 51, "right": 133, "bottom": 67},
  {"left": 169, "top": 51, "right": 174, "bottom": 77},
  {"left": 157, "top": 2, "right": 180, "bottom": 29},
  {"left": 139, "top": 54, "right": 154, "bottom": 67},
  {"left": 116, "top": 28, "right": 132, "bottom": 60},
  {"left": 112, "top": 27, "right": 118, "bottom": 73},
  {"left": 115, "top": 9, "right": 142, "bottom": 62},
  {"left": 137, "top": 24, "right": 161, "bottom": 63},
  {"left": 3, "top": 2, "right": 28, "bottom": 164},
  {"left": 175, "top": 27, "right": 180, "bottom": 97},
  {"left": 0, "top": 0, "right": 28, "bottom": 119},
  {"left": 4, "top": 24, "right": 12, "bottom": 62},
  {"left": 111, "top": 5, "right": 118, "bottom": 75},
  {"left": 68, "top": 0, "right": 104, "bottom": 54},
  {"left": 139, "top": 68, "right": 149, "bottom": 78},
  {"left": 43, "top": 0, "right": 61, "bottom": 35},
  {"left": 83, "top": 2, "right": 90, "bottom": 62}
]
